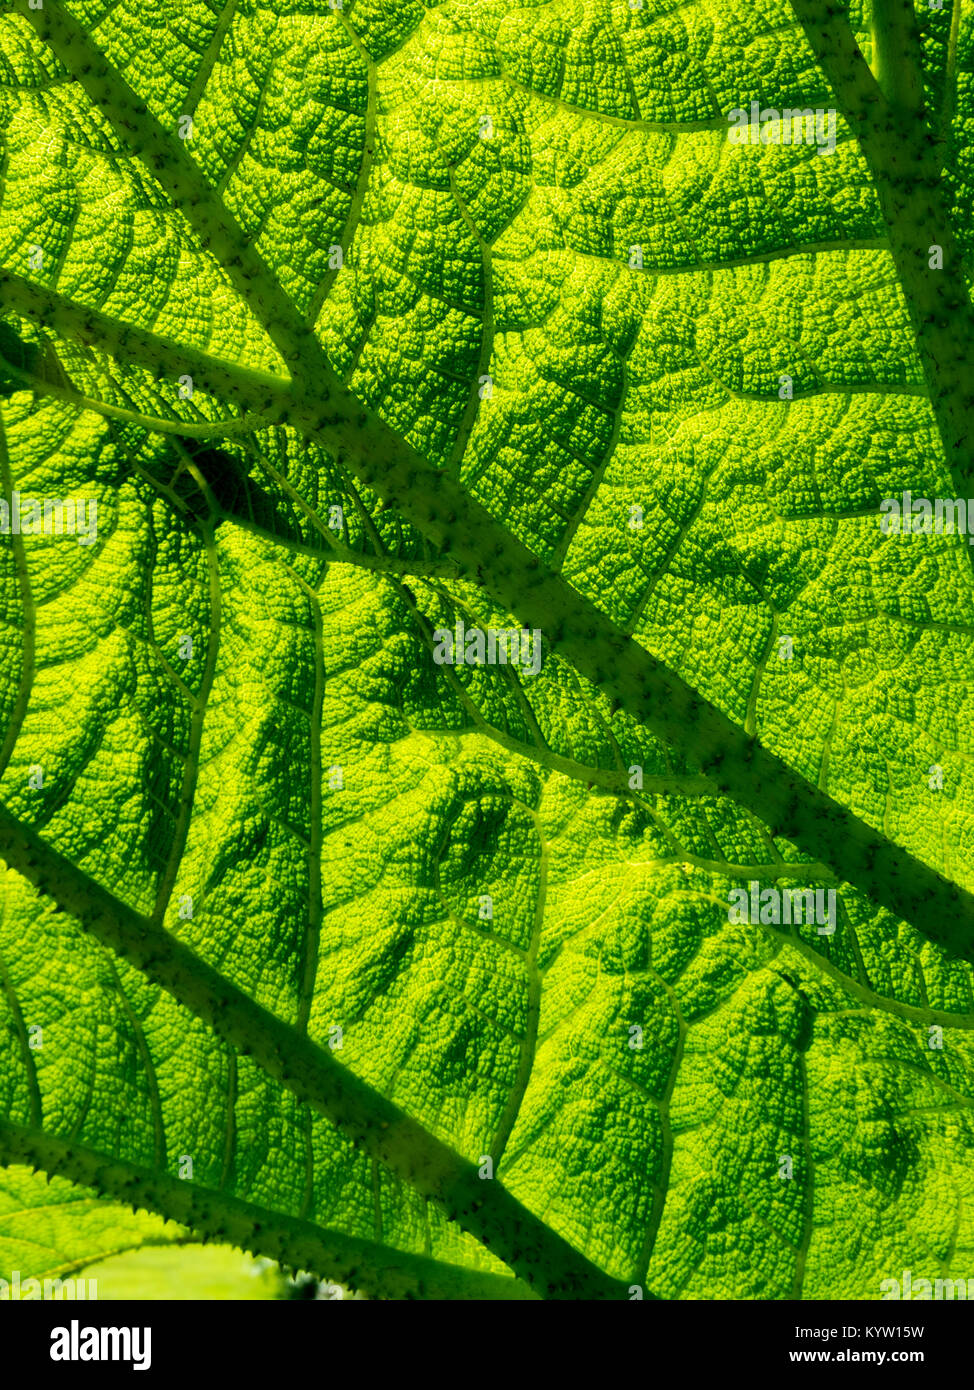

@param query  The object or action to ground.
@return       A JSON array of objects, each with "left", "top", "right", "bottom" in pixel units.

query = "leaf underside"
[{"left": 0, "top": 0, "right": 973, "bottom": 1300}]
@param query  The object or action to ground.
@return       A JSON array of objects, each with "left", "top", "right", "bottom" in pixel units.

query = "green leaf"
[
  {"left": 1, "top": 0, "right": 973, "bottom": 1301},
  {"left": 0, "top": 1164, "right": 183, "bottom": 1287}
]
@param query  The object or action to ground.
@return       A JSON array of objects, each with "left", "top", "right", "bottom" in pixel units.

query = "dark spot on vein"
[
  {"left": 0, "top": 322, "right": 70, "bottom": 397},
  {"left": 168, "top": 444, "right": 318, "bottom": 547}
]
